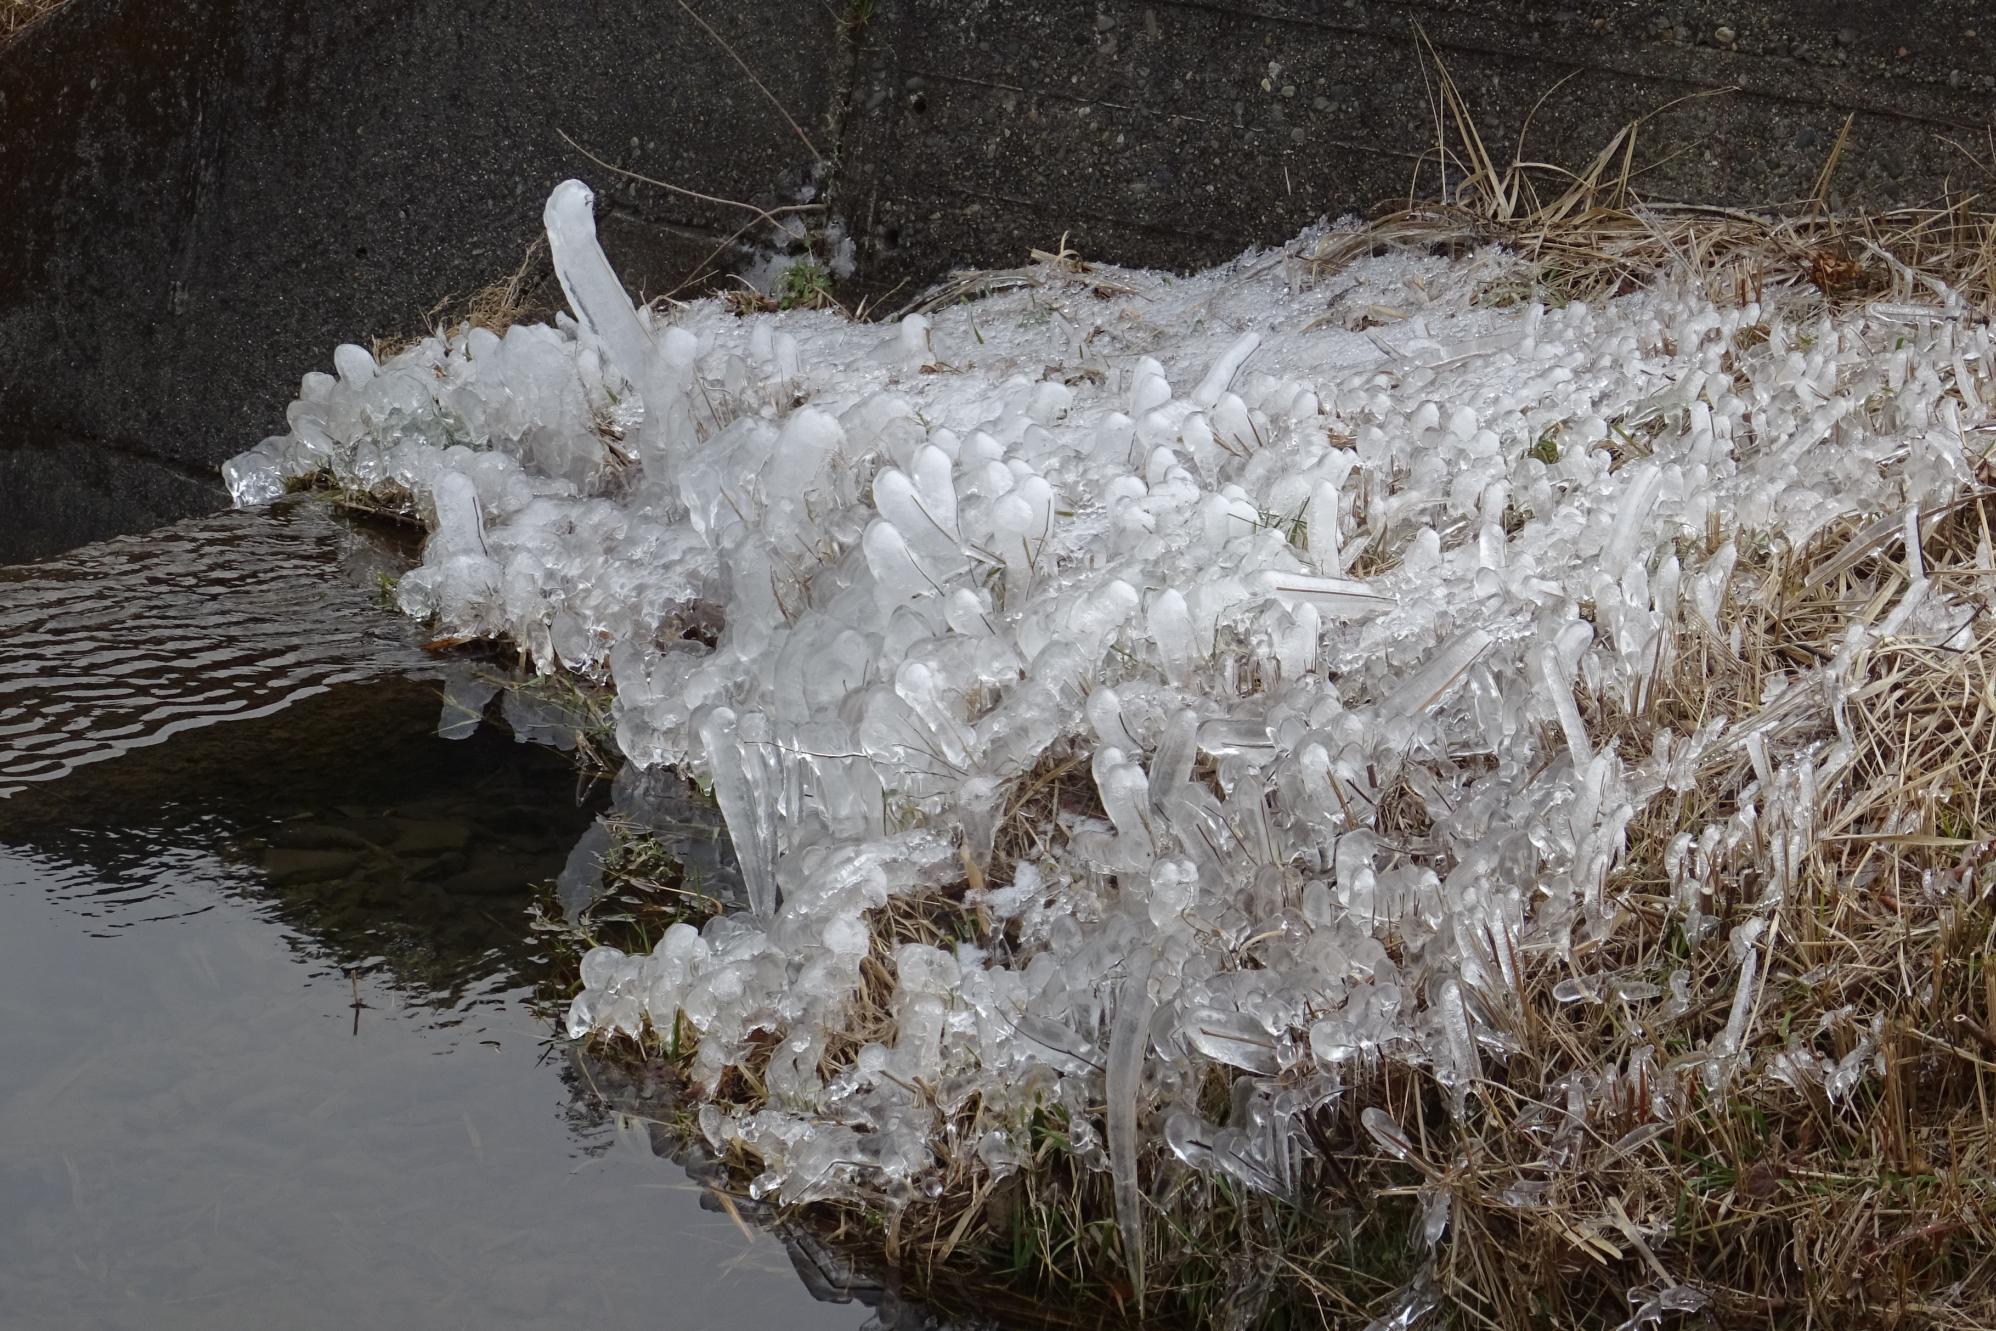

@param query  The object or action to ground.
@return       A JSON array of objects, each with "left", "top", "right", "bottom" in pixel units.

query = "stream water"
[{"left": 0, "top": 501, "right": 908, "bottom": 1330}]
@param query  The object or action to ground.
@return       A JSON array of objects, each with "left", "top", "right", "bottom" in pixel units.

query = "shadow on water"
[
  {"left": 1, "top": 675, "right": 600, "bottom": 1005},
  {"left": 0, "top": 500, "right": 928, "bottom": 1331}
]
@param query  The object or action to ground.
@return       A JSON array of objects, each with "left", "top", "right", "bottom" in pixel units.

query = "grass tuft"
[
  {"left": 1, "top": 0, "right": 66, "bottom": 45},
  {"left": 1301, "top": 33, "right": 1996, "bottom": 322},
  {"left": 557, "top": 61, "right": 1996, "bottom": 1325},
  {"left": 371, "top": 238, "right": 551, "bottom": 362}
]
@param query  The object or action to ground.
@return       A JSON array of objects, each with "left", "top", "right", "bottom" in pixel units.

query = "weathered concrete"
[
  {"left": 3, "top": 0, "right": 1994, "bottom": 559},
  {"left": 0, "top": 436, "right": 223, "bottom": 564},
  {"left": 837, "top": 0, "right": 1996, "bottom": 297},
  {"left": 0, "top": 0, "right": 839, "bottom": 482}
]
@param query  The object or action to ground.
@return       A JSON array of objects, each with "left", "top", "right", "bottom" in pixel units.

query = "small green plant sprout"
[
  {"left": 778, "top": 257, "right": 836, "bottom": 311},
  {"left": 1529, "top": 426, "right": 1561, "bottom": 465}
]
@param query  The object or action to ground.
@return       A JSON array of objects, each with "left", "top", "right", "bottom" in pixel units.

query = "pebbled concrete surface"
[
  {"left": 2, "top": 0, "right": 1993, "bottom": 556},
  {"left": 0, "top": 436, "right": 226, "bottom": 564},
  {"left": 836, "top": 0, "right": 1996, "bottom": 298},
  {"left": 0, "top": 0, "right": 839, "bottom": 494}
]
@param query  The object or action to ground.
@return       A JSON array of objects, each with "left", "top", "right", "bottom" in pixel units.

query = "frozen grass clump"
[{"left": 231, "top": 178, "right": 1996, "bottom": 1327}]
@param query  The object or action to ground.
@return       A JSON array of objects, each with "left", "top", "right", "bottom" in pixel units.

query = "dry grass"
[
  {"left": 370, "top": 238, "right": 551, "bottom": 362},
  {"left": 1315, "top": 165, "right": 1996, "bottom": 322},
  {"left": 896, "top": 235, "right": 1148, "bottom": 322},
  {"left": 567, "top": 437, "right": 1996, "bottom": 1331},
  {"left": 1308, "top": 37, "right": 1996, "bottom": 320},
  {"left": 541, "top": 49, "right": 1996, "bottom": 1331},
  {"left": 1, "top": 0, "right": 66, "bottom": 46},
  {"left": 1413, "top": 518, "right": 1996, "bottom": 1329}
]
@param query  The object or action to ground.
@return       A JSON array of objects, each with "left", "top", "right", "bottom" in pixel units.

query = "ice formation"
[{"left": 229, "top": 180, "right": 1993, "bottom": 1268}]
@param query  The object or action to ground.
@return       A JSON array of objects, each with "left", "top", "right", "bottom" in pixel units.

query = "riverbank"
[{"left": 226, "top": 115, "right": 1996, "bottom": 1329}]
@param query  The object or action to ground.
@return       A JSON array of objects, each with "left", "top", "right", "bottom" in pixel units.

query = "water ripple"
[{"left": 0, "top": 500, "right": 435, "bottom": 796}]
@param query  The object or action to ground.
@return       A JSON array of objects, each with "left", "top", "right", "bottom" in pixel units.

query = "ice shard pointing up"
[{"left": 543, "top": 179, "right": 655, "bottom": 401}]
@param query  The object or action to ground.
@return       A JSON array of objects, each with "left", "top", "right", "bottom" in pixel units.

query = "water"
[
  {"left": 0, "top": 502, "right": 903, "bottom": 1331},
  {"left": 0, "top": 499, "right": 431, "bottom": 795}
]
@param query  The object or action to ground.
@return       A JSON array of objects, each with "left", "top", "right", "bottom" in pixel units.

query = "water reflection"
[
  {"left": 0, "top": 507, "right": 908, "bottom": 1331},
  {"left": 2, "top": 675, "right": 594, "bottom": 997},
  {"left": 0, "top": 499, "right": 431, "bottom": 795}
]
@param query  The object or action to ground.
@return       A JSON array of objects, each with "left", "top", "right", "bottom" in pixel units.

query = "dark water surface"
[{"left": 0, "top": 503, "right": 884, "bottom": 1331}]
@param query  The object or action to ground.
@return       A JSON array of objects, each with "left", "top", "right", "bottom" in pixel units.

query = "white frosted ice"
[
  {"left": 543, "top": 179, "right": 655, "bottom": 393},
  {"left": 227, "top": 179, "right": 1995, "bottom": 1280}
]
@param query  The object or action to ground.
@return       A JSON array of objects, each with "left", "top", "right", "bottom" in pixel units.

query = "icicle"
[
  {"left": 1614, "top": 1283, "right": 1709, "bottom": 1331},
  {"left": 1191, "top": 332, "right": 1262, "bottom": 407},
  {"left": 1107, "top": 951, "right": 1156, "bottom": 1306},
  {"left": 1362, "top": 1268, "right": 1440, "bottom": 1331},
  {"left": 1434, "top": 977, "right": 1482, "bottom": 1110},
  {"left": 1361, "top": 1106, "right": 1416, "bottom": 1162},
  {"left": 1603, "top": 462, "right": 1661, "bottom": 573},
  {"left": 1419, "top": 1184, "right": 1450, "bottom": 1247},
  {"left": 1147, "top": 589, "right": 1197, "bottom": 683},
  {"left": 1381, "top": 629, "right": 1493, "bottom": 719},
  {"left": 1148, "top": 708, "right": 1199, "bottom": 812},
  {"left": 1256, "top": 570, "right": 1391, "bottom": 618},
  {"left": 696, "top": 706, "right": 780, "bottom": 918},
  {"left": 1305, "top": 479, "right": 1344, "bottom": 572},
  {"left": 542, "top": 180, "right": 654, "bottom": 396},
  {"left": 1534, "top": 642, "right": 1593, "bottom": 764},
  {"left": 1163, "top": 1110, "right": 1216, "bottom": 1170},
  {"left": 875, "top": 461, "right": 960, "bottom": 559},
  {"left": 1180, "top": 1006, "right": 1279, "bottom": 1074}
]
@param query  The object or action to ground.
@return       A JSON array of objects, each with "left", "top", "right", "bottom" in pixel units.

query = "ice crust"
[{"left": 230, "top": 181, "right": 1994, "bottom": 1242}]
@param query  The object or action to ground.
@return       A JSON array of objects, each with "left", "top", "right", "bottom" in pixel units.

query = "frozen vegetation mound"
[{"left": 230, "top": 180, "right": 1996, "bottom": 1322}]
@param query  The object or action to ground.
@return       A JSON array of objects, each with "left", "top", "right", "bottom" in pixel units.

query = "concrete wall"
[
  {"left": 0, "top": 0, "right": 842, "bottom": 558},
  {"left": 3, "top": 0, "right": 1993, "bottom": 558},
  {"left": 837, "top": 0, "right": 1996, "bottom": 298}
]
